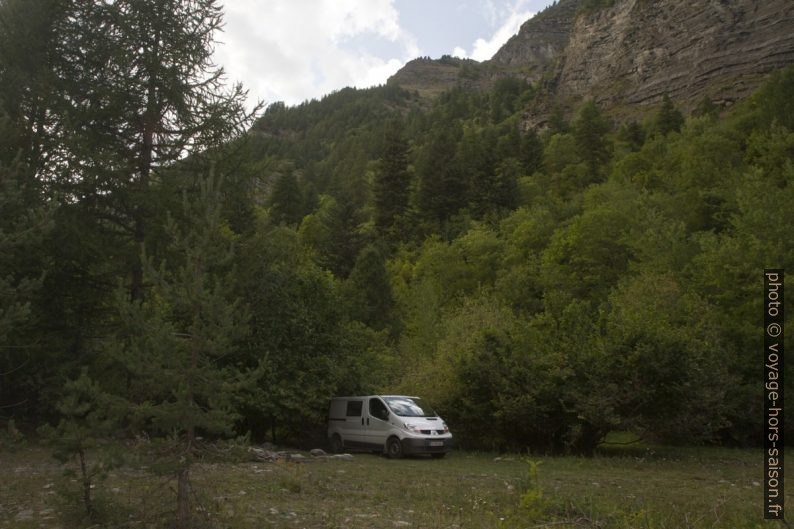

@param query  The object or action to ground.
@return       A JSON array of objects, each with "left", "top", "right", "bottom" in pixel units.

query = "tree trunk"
[
  {"left": 176, "top": 465, "right": 190, "bottom": 529},
  {"left": 78, "top": 447, "right": 93, "bottom": 519}
]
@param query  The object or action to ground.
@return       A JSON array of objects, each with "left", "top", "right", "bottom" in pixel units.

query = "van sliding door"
[{"left": 364, "top": 397, "right": 392, "bottom": 449}]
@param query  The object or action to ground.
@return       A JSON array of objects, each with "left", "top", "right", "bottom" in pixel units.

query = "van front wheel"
[
  {"left": 386, "top": 437, "right": 403, "bottom": 459},
  {"left": 330, "top": 434, "right": 343, "bottom": 453}
]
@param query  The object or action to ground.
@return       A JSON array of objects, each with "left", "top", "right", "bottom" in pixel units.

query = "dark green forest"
[{"left": 2, "top": 0, "right": 792, "bottom": 482}]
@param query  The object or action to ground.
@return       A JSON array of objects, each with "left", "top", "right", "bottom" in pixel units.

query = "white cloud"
[
  {"left": 215, "top": 0, "right": 419, "bottom": 107},
  {"left": 454, "top": 1, "right": 534, "bottom": 61}
]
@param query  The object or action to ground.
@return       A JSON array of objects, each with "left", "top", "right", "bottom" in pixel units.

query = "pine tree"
[
  {"left": 617, "top": 120, "right": 645, "bottom": 152},
  {"left": 656, "top": 94, "right": 684, "bottom": 135},
  {"left": 38, "top": 370, "right": 122, "bottom": 520},
  {"left": 268, "top": 170, "right": 305, "bottom": 226},
  {"left": 49, "top": 0, "right": 257, "bottom": 301},
  {"left": 111, "top": 172, "right": 248, "bottom": 529},
  {"left": 572, "top": 100, "right": 611, "bottom": 182},
  {"left": 373, "top": 118, "right": 411, "bottom": 239},
  {"left": 0, "top": 91, "right": 52, "bottom": 411},
  {"left": 416, "top": 125, "right": 466, "bottom": 225},
  {"left": 520, "top": 129, "right": 544, "bottom": 174}
]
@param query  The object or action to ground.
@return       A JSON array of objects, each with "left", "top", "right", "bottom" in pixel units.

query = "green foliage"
[
  {"left": 236, "top": 223, "right": 381, "bottom": 444},
  {"left": 416, "top": 124, "right": 467, "bottom": 226},
  {"left": 0, "top": 121, "right": 52, "bottom": 417},
  {"left": 737, "top": 66, "right": 794, "bottom": 131},
  {"left": 616, "top": 120, "right": 646, "bottom": 152},
  {"left": 110, "top": 173, "right": 251, "bottom": 528},
  {"left": 268, "top": 169, "right": 306, "bottom": 226},
  {"left": 517, "top": 460, "right": 549, "bottom": 521},
  {"left": 373, "top": 118, "right": 411, "bottom": 239},
  {"left": 298, "top": 193, "right": 366, "bottom": 278},
  {"left": 38, "top": 370, "right": 123, "bottom": 520},
  {"left": 600, "top": 273, "right": 732, "bottom": 442},
  {"left": 655, "top": 94, "right": 684, "bottom": 135},
  {"left": 541, "top": 194, "right": 634, "bottom": 302},
  {"left": 694, "top": 95, "right": 719, "bottom": 119},
  {"left": 572, "top": 100, "right": 612, "bottom": 182},
  {"left": 345, "top": 244, "right": 394, "bottom": 331},
  {"left": 519, "top": 128, "right": 544, "bottom": 174}
]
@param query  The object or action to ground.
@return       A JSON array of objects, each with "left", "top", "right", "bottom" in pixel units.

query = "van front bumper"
[{"left": 401, "top": 436, "right": 453, "bottom": 455}]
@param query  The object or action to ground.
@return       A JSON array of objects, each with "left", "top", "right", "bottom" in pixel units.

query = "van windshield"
[{"left": 383, "top": 397, "right": 436, "bottom": 418}]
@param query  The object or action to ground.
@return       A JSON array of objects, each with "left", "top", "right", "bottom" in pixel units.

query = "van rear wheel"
[
  {"left": 330, "top": 434, "right": 343, "bottom": 453},
  {"left": 386, "top": 437, "right": 403, "bottom": 459}
]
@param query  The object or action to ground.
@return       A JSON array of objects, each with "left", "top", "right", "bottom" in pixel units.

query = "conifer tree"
[
  {"left": 268, "top": 170, "right": 305, "bottom": 226},
  {"left": 617, "top": 120, "right": 645, "bottom": 152},
  {"left": 572, "top": 100, "right": 611, "bottom": 182},
  {"left": 50, "top": 0, "right": 256, "bottom": 301},
  {"left": 656, "top": 94, "right": 684, "bottom": 135},
  {"left": 416, "top": 126, "right": 466, "bottom": 225},
  {"left": 111, "top": 172, "right": 248, "bottom": 529},
  {"left": 373, "top": 118, "right": 411, "bottom": 239},
  {"left": 0, "top": 101, "right": 51, "bottom": 411},
  {"left": 520, "top": 129, "right": 544, "bottom": 174},
  {"left": 38, "top": 371, "right": 122, "bottom": 520}
]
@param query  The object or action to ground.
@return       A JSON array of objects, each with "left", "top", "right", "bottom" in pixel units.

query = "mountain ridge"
[{"left": 387, "top": 0, "right": 794, "bottom": 126}]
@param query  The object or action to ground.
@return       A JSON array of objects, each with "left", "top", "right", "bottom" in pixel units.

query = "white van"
[{"left": 327, "top": 395, "right": 452, "bottom": 458}]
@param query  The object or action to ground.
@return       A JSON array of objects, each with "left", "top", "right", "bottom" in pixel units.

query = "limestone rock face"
[
  {"left": 387, "top": 0, "right": 794, "bottom": 120},
  {"left": 555, "top": 0, "right": 794, "bottom": 110},
  {"left": 386, "top": 57, "right": 475, "bottom": 98},
  {"left": 490, "top": 0, "right": 581, "bottom": 73}
]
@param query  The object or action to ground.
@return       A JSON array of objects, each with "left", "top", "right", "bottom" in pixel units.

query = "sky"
[{"left": 214, "top": 0, "right": 556, "bottom": 108}]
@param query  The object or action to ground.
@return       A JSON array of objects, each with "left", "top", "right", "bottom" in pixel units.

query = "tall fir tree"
[
  {"left": 520, "top": 128, "right": 544, "bottom": 174},
  {"left": 268, "top": 170, "right": 305, "bottom": 226},
  {"left": 0, "top": 147, "right": 51, "bottom": 412},
  {"left": 0, "top": 0, "right": 257, "bottom": 421},
  {"left": 49, "top": 0, "right": 256, "bottom": 301},
  {"left": 572, "top": 100, "right": 611, "bottom": 183},
  {"left": 656, "top": 94, "right": 684, "bottom": 135},
  {"left": 0, "top": 0, "right": 54, "bottom": 411},
  {"left": 416, "top": 125, "right": 467, "bottom": 226},
  {"left": 373, "top": 118, "right": 411, "bottom": 239},
  {"left": 111, "top": 172, "right": 248, "bottom": 529}
]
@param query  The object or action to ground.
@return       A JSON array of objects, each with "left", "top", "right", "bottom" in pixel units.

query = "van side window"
[
  {"left": 346, "top": 400, "right": 363, "bottom": 417},
  {"left": 369, "top": 398, "right": 389, "bottom": 421}
]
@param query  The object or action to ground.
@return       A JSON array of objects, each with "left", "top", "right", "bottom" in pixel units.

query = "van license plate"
[{"left": 429, "top": 441, "right": 443, "bottom": 447}]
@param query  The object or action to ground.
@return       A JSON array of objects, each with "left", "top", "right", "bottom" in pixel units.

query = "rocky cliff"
[
  {"left": 490, "top": 0, "right": 580, "bottom": 77},
  {"left": 387, "top": 0, "right": 794, "bottom": 123},
  {"left": 554, "top": 0, "right": 794, "bottom": 112},
  {"left": 386, "top": 57, "right": 469, "bottom": 98}
]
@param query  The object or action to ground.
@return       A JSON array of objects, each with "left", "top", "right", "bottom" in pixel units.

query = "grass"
[{"left": 0, "top": 440, "right": 790, "bottom": 529}]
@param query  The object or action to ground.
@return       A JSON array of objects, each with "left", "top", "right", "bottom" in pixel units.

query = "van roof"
[{"left": 332, "top": 395, "right": 420, "bottom": 399}]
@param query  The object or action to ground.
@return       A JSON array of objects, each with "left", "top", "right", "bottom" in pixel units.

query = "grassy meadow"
[{"left": 1, "top": 439, "right": 789, "bottom": 529}]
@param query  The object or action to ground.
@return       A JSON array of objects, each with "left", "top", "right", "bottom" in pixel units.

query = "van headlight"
[{"left": 403, "top": 423, "right": 421, "bottom": 433}]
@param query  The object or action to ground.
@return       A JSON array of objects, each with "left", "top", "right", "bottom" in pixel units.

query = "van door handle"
[{"left": 361, "top": 417, "right": 364, "bottom": 426}]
